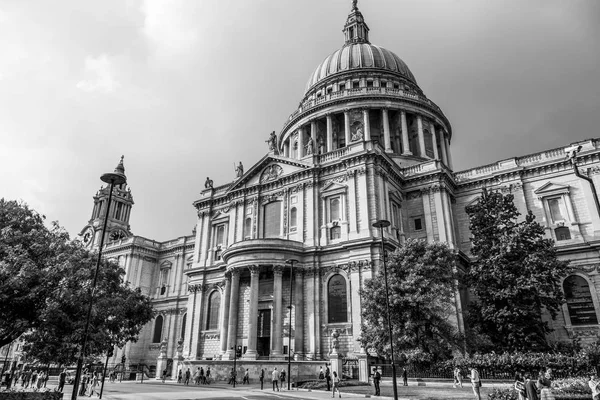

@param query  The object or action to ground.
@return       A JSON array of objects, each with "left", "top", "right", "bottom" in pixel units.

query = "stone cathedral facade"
[{"left": 77, "top": 2, "right": 600, "bottom": 381}]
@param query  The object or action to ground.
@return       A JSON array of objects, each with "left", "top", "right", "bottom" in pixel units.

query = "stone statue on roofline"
[
  {"left": 266, "top": 131, "right": 278, "bottom": 154},
  {"left": 204, "top": 177, "right": 213, "bottom": 189},
  {"left": 235, "top": 162, "right": 244, "bottom": 178}
]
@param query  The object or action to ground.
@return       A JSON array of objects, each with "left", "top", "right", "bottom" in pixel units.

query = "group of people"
[
  {"left": 318, "top": 365, "right": 341, "bottom": 397},
  {"left": 371, "top": 366, "right": 409, "bottom": 396},
  {"left": 5, "top": 369, "right": 50, "bottom": 389},
  {"left": 77, "top": 370, "right": 101, "bottom": 397},
  {"left": 178, "top": 367, "right": 211, "bottom": 385}
]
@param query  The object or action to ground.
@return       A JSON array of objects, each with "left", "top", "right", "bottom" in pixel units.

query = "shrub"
[
  {"left": 552, "top": 377, "right": 591, "bottom": 395},
  {"left": 487, "top": 388, "right": 518, "bottom": 400}
]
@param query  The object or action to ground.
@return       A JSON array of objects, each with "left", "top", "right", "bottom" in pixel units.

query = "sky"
[{"left": 1, "top": 0, "right": 599, "bottom": 242}]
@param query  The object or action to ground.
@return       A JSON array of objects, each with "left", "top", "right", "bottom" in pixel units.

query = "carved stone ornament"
[{"left": 260, "top": 164, "right": 283, "bottom": 183}]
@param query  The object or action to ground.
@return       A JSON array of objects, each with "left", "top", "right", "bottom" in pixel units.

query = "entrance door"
[{"left": 257, "top": 309, "right": 271, "bottom": 357}]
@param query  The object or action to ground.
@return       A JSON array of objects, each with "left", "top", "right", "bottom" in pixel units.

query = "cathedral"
[{"left": 76, "top": 1, "right": 600, "bottom": 382}]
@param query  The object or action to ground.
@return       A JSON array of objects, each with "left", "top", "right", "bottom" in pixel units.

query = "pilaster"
[
  {"left": 271, "top": 265, "right": 284, "bottom": 358},
  {"left": 382, "top": 108, "right": 392, "bottom": 152},
  {"left": 363, "top": 108, "right": 371, "bottom": 141},
  {"left": 417, "top": 115, "right": 426, "bottom": 157},
  {"left": 244, "top": 265, "right": 260, "bottom": 359},
  {"left": 401, "top": 110, "right": 411, "bottom": 155}
]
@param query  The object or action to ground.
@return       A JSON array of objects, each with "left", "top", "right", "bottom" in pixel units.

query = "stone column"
[
  {"left": 271, "top": 265, "right": 284, "bottom": 358},
  {"left": 382, "top": 108, "right": 392, "bottom": 152},
  {"left": 344, "top": 109, "right": 351, "bottom": 146},
  {"left": 444, "top": 134, "right": 454, "bottom": 169},
  {"left": 430, "top": 122, "right": 439, "bottom": 160},
  {"left": 219, "top": 273, "right": 232, "bottom": 358},
  {"left": 225, "top": 270, "right": 240, "bottom": 359},
  {"left": 326, "top": 114, "right": 333, "bottom": 152},
  {"left": 244, "top": 265, "right": 260, "bottom": 359},
  {"left": 401, "top": 111, "right": 411, "bottom": 155},
  {"left": 363, "top": 108, "right": 371, "bottom": 141},
  {"left": 417, "top": 115, "right": 426, "bottom": 157},
  {"left": 439, "top": 130, "right": 449, "bottom": 166},
  {"left": 311, "top": 120, "right": 317, "bottom": 154},
  {"left": 294, "top": 269, "right": 304, "bottom": 359},
  {"left": 298, "top": 127, "right": 305, "bottom": 159},
  {"left": 284, "top": 139, "right": 290, "bottom": 158}
]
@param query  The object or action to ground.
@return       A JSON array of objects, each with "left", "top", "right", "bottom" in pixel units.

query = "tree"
[
  {"left": 359, "top": 239, "right": 464, "bottom": 365},
  {"left": 0, "top": 199, "right": 154, "bottom": 363},
  {"left": 465, "top": 188, "right": 571, "bottom": 352}
]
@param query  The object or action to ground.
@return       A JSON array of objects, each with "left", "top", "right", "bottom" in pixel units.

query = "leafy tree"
[
  {"left": 359, "top": 239, "right": 464, "bottom": 365},
  {"left": 0, "top": 199, "right": 154, "bottom": 364},
  {"left": 465, "top": 188, "right": 571, "bottom": 352}
]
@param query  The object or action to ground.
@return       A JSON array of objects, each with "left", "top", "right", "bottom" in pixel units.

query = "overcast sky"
[{"left": 1, "top": 0, "right": 599, "bottom": 242}]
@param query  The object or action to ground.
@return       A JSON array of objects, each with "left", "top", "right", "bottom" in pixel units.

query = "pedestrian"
[
  {"left": 200, "top": 367, "right": 205, "bottom": 384},
  {"left": 184, "top": 368, "right": 190, "bottom": 385},
  {"left": 88, "top": 372, "right": 99, "bottom": 397},
  {"left": 228, "top": 368, "right": 236, "bottom": 385},
  {"left": 43, "top": 371, "right": 49, "bottom": 388},
  {"left": 589, "top": 371, "right": 600, "bottom": 400},
  {"left": 194, "top": 367, "right": 200, "bottom": 385},
  {"left": 402, "top": 367, "right": 408, "bottom": 386},
  {"left": 538, "top": 368, "right": 552, "bottom": 400},
  {"left": 332, "top": 371, "right": 341, "bottom": 398},
  {"left": 36, "top": 371, "right": 44, "bottom": 389},
  {"left": 161, "top": 368, "right": 167, "bottom": 383},
  {"left": 325, "top": 366, "right": 331, "bottom": 391},
  {"left": 454, "top": 367, "right": 463, "bottom": 388},
  {"left": 79, "top": 372, "right": 88, "bottom": 396},
  {"left": 272, "top": 367, "right": 279, "bottom": 391},
  {"left": 515, "top": 372, "right": 527, "bottom": 400},
  {"left": 58, "top": 369, "right": 67, "bottom": 393},
  {"left": 177, "top": 369, "right": 182, "bottom": 384},
  {"left": 524, "top": 372, "right": 539, "bottom": 400},
  {"left": 470, "top": 366, "right": 481, "bottom": 400},
  {"left": 280, "top": 369, "right": 286, "bottom": 389},
  {"left": 31, "top": 370, "right": 38, "bottom": 388},
  {"left": 206, "top": 367, "right": 211, "bottom": 384},
  {"left": 319, "top": 366, "right": 325, "bottom": 380},
  {"left": 243, "top": 368, "right": 249, "bottom": 384},
  {"left": 260, "top": 368, "right": 264, "bottom": 390},
  {"left": 373, "top": 367, "right": 381, "bottom": 396}
]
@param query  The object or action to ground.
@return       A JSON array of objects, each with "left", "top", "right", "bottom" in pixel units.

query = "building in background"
[{"left": 79, "top": 1, "right": 600, "bottom": 381}]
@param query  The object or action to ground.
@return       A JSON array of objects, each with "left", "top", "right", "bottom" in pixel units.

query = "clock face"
[
  {"left": 109, "top": 230, "right": 126, "bottom": 241},
  {"left": 82, "top": 228, "right": 94, "bottom": 247}
]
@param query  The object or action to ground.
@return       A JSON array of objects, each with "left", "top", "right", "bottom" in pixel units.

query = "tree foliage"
[
  {"left": 359, "top": 239, "right": 464, "bottom": 365},
  {"left": 0, "top": 199, "right": 154, "bottom": 364},
  {"left": 465, "top": 188, "right": 571, "bottom": 352}
]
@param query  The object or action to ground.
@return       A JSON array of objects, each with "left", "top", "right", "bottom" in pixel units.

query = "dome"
[{"left": 305, "top": 43, "right": 417, "bottom": 94}]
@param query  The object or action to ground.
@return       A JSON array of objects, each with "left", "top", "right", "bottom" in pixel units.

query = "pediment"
[
  {"left": 534, "top": 182, "right": 570, "bottom": 197},
  {"left": 321, "top": 181, "right": 347, "bottom": 196},
  {"left": 227, "top": 154, "right": 311, "bottom": 192},
  {"left": 160, "top": 260, "right": 173, "bottom": 269}
]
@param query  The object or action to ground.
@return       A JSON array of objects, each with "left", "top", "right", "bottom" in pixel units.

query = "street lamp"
[
  {"left": 372, "top": 219, "right": 398, "bottom": 400},
  {"left": 71, "top": 159, "right": 126, "bottom": 400},
  {"left": 285, "top": 259, "right": 298, "bottom": 390}
]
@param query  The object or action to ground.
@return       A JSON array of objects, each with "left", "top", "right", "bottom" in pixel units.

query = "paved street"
[{"left": 43, "top": 379, "right": 511, "bottom": 400}]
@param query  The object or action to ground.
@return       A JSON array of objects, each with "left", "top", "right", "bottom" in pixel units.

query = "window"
[
  {"left": 414, "top": 218, "right": 422, "bottom": 231},
  {"left": 327, "top": 87, "right": 332, "bottom": 94},
  {"left": 206, "top": 291, "right": 221, "bottom": 330},
  {"left": 367, "top": 80, "right": 373, "bottom": 88},
  {"left": 181, "top": 313, "right": 187, "bottom": 339},
  {"left": 159, "top": 268, "right": 169, "bottom": 295},
  {"left": 153, "top": 315, "right": 163, "bottom": 343},
  {"left": 330, "top": 197, "right": 340, "bottom": 221},
  {"left": 290, "top": 207, "right": 297, "bottom": 232},
  {"left": 328, "top": 275, "right": 347, "bottom": 323},
  {"left": 214, "top": 224, "right": 226, "bottom": 260},
  {"left": 330, "top": 226, "right": 341, "bottom": 240},
  {"left": 352, "top": 81, "right": 360, "bottom": 89},
  {"left": 244, "top": 217, "right": 252, "bottom": 240},
  {"left": 263, "top": 201, "right": 282, "bottom": 238},
  {"left": 564, "top": 275, "right": 598, "bottom": 325},
  {"left": 555, "top": 227, "right": 572, "bottom": 241},
  {"left": 548, "top": 198, "right": 567, "bottom": 223},
  {"left": 381, "top": 81, "right": 387, "bottom": 88},
  {"left": 115, "top": 202, "right": 123, "bottom": 220},
  {"left": 393, "top": 83, "right": 400, "bottom": 89},
  {"left": 339, "top": 83, "right": 346, "bottom": 91}
]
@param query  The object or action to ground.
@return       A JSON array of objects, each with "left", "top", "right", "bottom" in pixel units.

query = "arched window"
[
  {"left": 206, "top": 291, "right": 221, "bottom": 330},
  {"left": 181, "top": 313, "right": 187, "bottom": 340},
  {"left": 564, "top": 275, "right": 598, "bottom": 325},
  {"left": 555, "top": 227, "right": 571, "bottom": 241},
  {"left": 290, "top": 207, "right": 297, "bottom": 232},
  {"left": 263, "top": 201, "right": 282, "bottom": 238},
  {"left": 153, "top": 315, "right": 163, "bottom": 343},
  {"left": 328, "top": 275, "right": 348, "bottom": 323}
]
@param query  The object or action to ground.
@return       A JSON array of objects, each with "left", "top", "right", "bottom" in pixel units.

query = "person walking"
[
  {"left": 332, "top": 371, "right": 341, "bottom": 398},
  {"left": 243, "top": 369, "right": 249, "bottom": 384},
  {"left": 184, "top": 368, "right": 190, "bottom": 385},
  {"left": 454, "top": 367, "right": 463, "bottom": 388},
  {"left": 259, "top": 369, "right": 264, "bottom": 390},
  {"left": 525, "top": 372, "right": 539, "bottom": 400},
  {"left": 515, "top": 372, "right": 527, "bottom": 400},
  {"left": 88, "top": 372, "right": 99, "bottom": 397},
  {"left": 319, "top": 366, "right": 325, "bottom": 380},
  {"left": 279, "top": 369, "right": 286, "bottom": 389},
  {"left": 206, "top": 367, "right": 211, "bottom": 384},
  {"left": 228, "top": 368, "right": 236, "bottom": 385},
  {"left": 589, "top": 371, "right": 600, "bottom": 400},
  {"left": 161, "top": 369, "right": 167, "bottom": 383},
  {"left": 470, "top": 366, "right": 481, "bottom": 400},
  {"left": 373, "top": 367, "right": 381, "bottom": 396},
  {"left": 79, "top": 372, "right": 89, "bottom": 396},
  {"left": 36, "top": 371, "right": 45, "bottom": 389},
  {"left": 200, "top": 367, "right": 205, "bottom": 384},
  {"left": 325, "top": 366, "right": 331, "bottom": 391},
  {"left": 194, "top": 367, "right": 200, "bottom": 385},
  {"left": 177, "top": 369, "right": 182, "bottom": 384},
  {"left": 58, "top": 369, "right": 67, "bottom": 393},
  {"left": 272, "top": 367, "right": 279, "bottom": 391},
  {"left": 402, "top": 367, "right": 408, "bottom": 386},
  {"left": 538, "top": 368, "right": 552, "bottom": 400},
  {"left": 30, "top": 370, "right": 38, "bottom": 388}
]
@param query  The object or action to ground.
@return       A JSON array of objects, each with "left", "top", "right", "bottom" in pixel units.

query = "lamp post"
[
  {"left": 285, "top": 259, "right": 297, "bottom": 390},
  {"left": 71, "top": 160, "right": 126, "bottom": 400},
  {"left": 372, "top": 219, "right": 398, "bottom": 400}
]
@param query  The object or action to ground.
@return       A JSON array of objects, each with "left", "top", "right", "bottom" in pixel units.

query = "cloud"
[{"left": 76, "top": 54, "right": 120, "bottom": 93}]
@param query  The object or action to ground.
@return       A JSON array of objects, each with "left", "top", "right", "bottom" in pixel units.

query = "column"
[
  {"left": 244, "top": 265, "right": 260, "bottom": 359},
  {"left": 344, "top": 109, "right": 351, "bottom": 146},
  {"left": 382, "top": 108, "right": 392, "bottom": 152},
  {"left": 219, "top": 273, "right": 232, "bottom": 358},
  {"left": 417, "top": 115, "right": 426, "bottom": 157},
  {"left": 298, "top": 127, "right": 305, "bottom": 159},
  {"left": 294, "top": 269, "right": 304, "bottom": 359},
  {"left": 430, "top": 122, "right": 439, "bottom": 160},
  {"left": 284, "top": 139, "right": 290, "bottom": 157},
  {"left": 305, "top": 268, "right": 316, "bottom": 359},
  {"left": 401, "top": 111, "right": 411, "bottom": 155},
  {"left": 271, "top": 265, "right": 284, "bottom": 358},
  {"left": 439, "top": 130, "right": 449, "bottom": 166},
  {"left": 444, "top": 134, "right": 454, "bottom": 169},
  {"left": 225, "top": 270, "right": 240, "bottom": 359},
  {"left": 311, "top": 121, "right": 317, "bottom": 154},
  {"left": 363, "top": 108, "right": 371, "bottom": 141},
  {"left": 326, "top": 114, "right": 333, "bottom": 152}
]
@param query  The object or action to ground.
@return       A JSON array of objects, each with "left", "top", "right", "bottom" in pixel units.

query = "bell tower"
[{"left": 79, "top": 156, "right": 134, "bottom": 248}]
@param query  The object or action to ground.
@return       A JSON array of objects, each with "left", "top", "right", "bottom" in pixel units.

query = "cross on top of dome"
[{"left": 344, "top": 0, "right": 370, "bottom": 44}]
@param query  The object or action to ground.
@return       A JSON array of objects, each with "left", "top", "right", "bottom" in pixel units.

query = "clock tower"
[{"left": 79, "top": 156, "right": 134, "bottom": 248}]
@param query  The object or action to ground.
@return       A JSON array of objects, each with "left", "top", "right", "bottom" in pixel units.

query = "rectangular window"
[
  {"left": 214, "top": 224, "right": 226, "bottom": 261},
  {"left": 339, "top": 83, "right": 346, "bottom": 91},
  {"left": 352, "top": 81, "right": 360, "bottom": 89},
  {"left": 264, "top": 202, "right": 282, "bottom": 238},
  {"left": 414, "top": 218, "right": 422, "bottom": 231},
  {"left": 366, "top": 80, "right": 373, "bottom": 88},
  {"left": 159, "top": 269, "right": 169, "bottom": 295},
  {"left": 548, "top": 198, "right": 567, "bottom": 223},
  {"left": 329, "top": 197, "right": 341, "bottom": 222}
]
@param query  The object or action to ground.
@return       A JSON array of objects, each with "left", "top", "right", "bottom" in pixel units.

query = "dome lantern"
[{"left": 343, "top": 0, "right": 370, "bottom": 44}]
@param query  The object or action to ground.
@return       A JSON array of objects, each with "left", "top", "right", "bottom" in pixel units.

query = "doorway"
[{"left": 257, "top": 309, "right": 271, "bottom": 357}]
